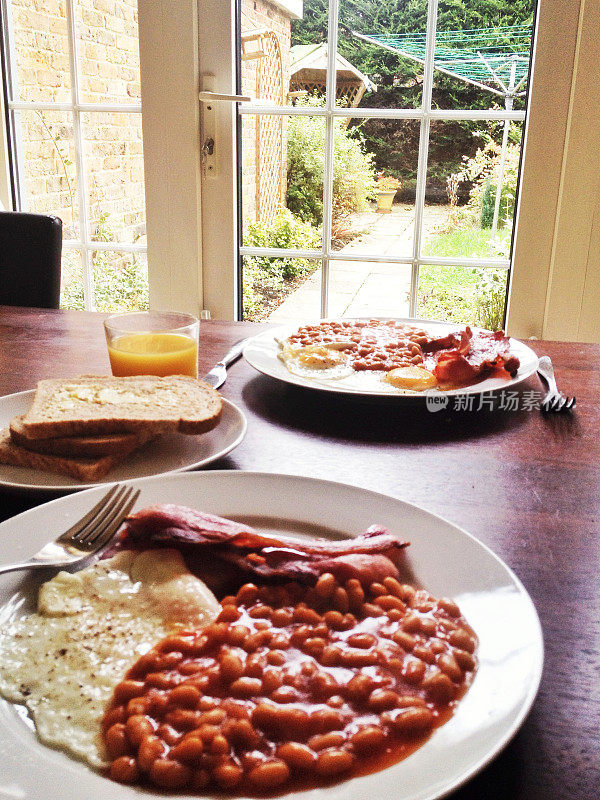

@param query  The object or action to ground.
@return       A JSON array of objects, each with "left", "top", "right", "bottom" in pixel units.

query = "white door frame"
[{"left": 138, "top": 0, "right": 205, "bottom": 315}]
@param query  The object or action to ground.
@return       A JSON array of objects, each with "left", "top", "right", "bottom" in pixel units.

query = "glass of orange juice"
[{"left": 104, "top": 311, "right": 199, "bottom": 378}]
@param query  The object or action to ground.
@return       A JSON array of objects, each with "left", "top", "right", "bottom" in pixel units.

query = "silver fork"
[
  {"left": 0, "top": 484, "right": 140, "bottom": 576},
  {"left": 537, "top": 356, "right": 576, "bottom": 413}
]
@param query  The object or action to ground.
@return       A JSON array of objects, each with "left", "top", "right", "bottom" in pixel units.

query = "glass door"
[{"left": 237, "top": 0, "right": 534, "bottom": 326}]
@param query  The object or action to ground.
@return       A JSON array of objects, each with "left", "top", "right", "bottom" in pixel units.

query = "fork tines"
[{"left": 541, "top": 395, "right": 576, "bottom": 413}]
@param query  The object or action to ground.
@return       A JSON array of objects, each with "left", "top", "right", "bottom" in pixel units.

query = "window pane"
[
  {"left": 8, "top": 0, "right": 72, "bottom": 103},
  {"left": 92, "top": 250, "right": 148, "bottom": 312},
  {"left": 417, "top": 264, "right": 508, "bottom": 328},
  {"left": 242, "top": 255, "right": 321, "bottom": 322},
  {"left": 81, "top": 111, "right": 146, "bottom": 244},
  {"left": 240, "top": 1, "right": 302, "bottom": 107},
  {"left": 332, "top": 119, "right": 419, "bottom": 256},
  {"left": 433, "top": 9, "right": 534, "bottom": 111},
  {"left": 422, "top": 120, "right": 522, "bottom": 261},
  {"left": 328, "top": 259, "right": 411, "bottom": 318},
  {"left": 74, "top": 0, "right": 141, "bottom": 105},
  {"left": 60, "top": 249, "right": 84, "bottom": 310},
  {"left": 287, "top": 5, "right": 328, "bottom": 108},
  {"left": 241, "top": 112, "right": 323, "bottom": 247},
  {"left": 338, "top": 0, "right": 424, "bottom": 110},
  {"left": 15, "top": 109, "right": 79, "bottom": 239}
]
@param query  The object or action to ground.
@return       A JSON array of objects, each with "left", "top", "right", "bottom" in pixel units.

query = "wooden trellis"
[{"left": 256, "top": 31, "right": 285, "bottom": 227}]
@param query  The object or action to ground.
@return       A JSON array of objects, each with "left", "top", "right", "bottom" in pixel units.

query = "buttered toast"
[
  {"left": 18, "top": 375, "right": 222, "bottom": 439},
  {"left": 10, "top": 415, "right": 155, "bottom": 457}
]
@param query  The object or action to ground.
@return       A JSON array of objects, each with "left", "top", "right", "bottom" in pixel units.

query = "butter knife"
[{"left": 202, "top": 338, "right": 248, "bottom": 389}]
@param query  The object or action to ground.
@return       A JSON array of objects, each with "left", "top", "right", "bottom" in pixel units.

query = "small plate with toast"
[{"left": 0, "top": 376, "right": 247, "bottom": 493}]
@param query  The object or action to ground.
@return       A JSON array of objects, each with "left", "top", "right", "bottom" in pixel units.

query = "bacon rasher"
[
  {"left": 424, "top": 326, "right": 519, "bottom": 386},
  {"left": 112, "top": 504, "right": 409, "bottom": 591}
]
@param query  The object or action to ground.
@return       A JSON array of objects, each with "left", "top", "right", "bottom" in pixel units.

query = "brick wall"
[
  {"left": 10, "top": 0, "right": 292, "bottom": 249},
  {"left": 10, "top": 0, "right": 145, "bottom": 245}
]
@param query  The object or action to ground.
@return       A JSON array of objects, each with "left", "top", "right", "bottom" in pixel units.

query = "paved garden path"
[{"left": 268, "top": 204, "right": 450, "bottom": 322}]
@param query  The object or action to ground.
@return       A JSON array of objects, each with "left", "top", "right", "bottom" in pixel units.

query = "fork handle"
[
  {"left": 537, "top": 356, "right": 558, "bottom": 393},
  {"left": 0, "top": 559, "right": 72, "bottom": 576}
]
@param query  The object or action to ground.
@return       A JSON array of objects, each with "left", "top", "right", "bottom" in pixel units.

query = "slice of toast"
[
  {"left": 19, "top": 375, "right": 222, "bottom": 439},
  {"left": 0, "top": 429, "right": 137, "bottom": 481},
  {"left": 10, "top": 416, "right": 155, "bottom": 457}
]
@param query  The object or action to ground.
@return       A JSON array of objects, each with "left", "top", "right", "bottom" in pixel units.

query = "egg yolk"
[
  {"left": 384, "top": 366, "right": 438, "bottom": 391},
  {"left": 292, "top": 345, "right": 348, "bottom": 370}
]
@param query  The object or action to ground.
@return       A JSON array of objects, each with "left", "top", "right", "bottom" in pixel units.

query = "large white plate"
[
  {"left": 0, "top": 471, "right": 543, "bottom": 800},
  {"left": 0, "top": 390, "right": 247, "bottom": 493},
  {"left": 243, "top": 318, "right": 539, "bottom": 397}
]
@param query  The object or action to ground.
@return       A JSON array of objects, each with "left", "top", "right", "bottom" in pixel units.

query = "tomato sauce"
[
  {"left": 287, "top": 320, "right": 430, "bottom": 372},
  {"left": 103, "top": 574, "right": 477, "bottom": 794}
]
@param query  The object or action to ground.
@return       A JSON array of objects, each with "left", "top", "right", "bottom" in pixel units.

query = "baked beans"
[
  {"left": 104, "top": 574, "right": 477, "bottom": 793},
  {"left": 286, "top": 319, "right": 430, "bottom": 373}
]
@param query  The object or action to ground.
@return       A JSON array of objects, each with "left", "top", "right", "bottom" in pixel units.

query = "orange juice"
[{"left": 107, "top": 332, "right": 198, "bottom": 377}]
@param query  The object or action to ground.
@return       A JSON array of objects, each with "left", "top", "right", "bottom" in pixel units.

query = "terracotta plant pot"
[{"left": 376, "top": 190, "right": 397, "bottom": 213}]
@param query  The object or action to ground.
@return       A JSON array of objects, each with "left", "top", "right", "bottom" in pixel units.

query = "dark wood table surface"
[{"left": 0, "top": 305, "right": 598, "bottom": 800}]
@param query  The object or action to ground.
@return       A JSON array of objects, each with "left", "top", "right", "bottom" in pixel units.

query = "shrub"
[
  {"left": 244, "top": 208, "right": 320, "bottom": 279},
  {"left": 60, "top": 252, "right": 149, "bottom": 312},
  {"left": 457, "top": 127, "right": 520, "bottom": 229},
  {"left": 286, "top": 97, "right": 377, "bottom": 231},
  {"left": 417, "top": 265, "right": 478, "bottom": 324},
  {"left": 92, "top": 253, "right": 149, "bottom": 312},
  {"left": 60, "top": 212, "right": 149, "bottom": 312},
  {"left": 474, "top": 267, "right": 508, "bottom": 330},
  {"left": 242, "top": 208, "right": 320, "bottom": 320},
  {"left": 417, "top": 264, "right": 508, "bottom": 329}
]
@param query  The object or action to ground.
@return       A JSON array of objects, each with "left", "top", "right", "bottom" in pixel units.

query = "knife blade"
[{"left": 202, "top": 338, "right": 248, "bottom": 389}]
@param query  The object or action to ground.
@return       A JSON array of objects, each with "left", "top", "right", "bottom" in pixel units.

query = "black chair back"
[{"left": 0, "top": 212, "right": 62, "bottom": 309}]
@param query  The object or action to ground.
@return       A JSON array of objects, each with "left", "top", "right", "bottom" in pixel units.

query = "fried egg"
[
  {"left": 278, "top": 343, "right": 354, "bottom": 380},
  {"left": 0, "top": 549, "right": 219, "bottom": 768},
  {"left": 384, "top": 365, "right": 438, "bottom": 391}
]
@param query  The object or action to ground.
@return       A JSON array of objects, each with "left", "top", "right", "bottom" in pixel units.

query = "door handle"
[{"left": 199, "top": 91, "right": 251, "bottom": 103}]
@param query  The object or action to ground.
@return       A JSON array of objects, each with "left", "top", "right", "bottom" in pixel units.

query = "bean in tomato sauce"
[
  {"left": 286, "top": 320, "right": 430, "bottom": 373},
  {"left": 104, "top": 575, "right": 477, "bottom": 793}
]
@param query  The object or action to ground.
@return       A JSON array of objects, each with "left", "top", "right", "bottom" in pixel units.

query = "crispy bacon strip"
[
  {"left": 424, "top": 327, "right": 519, "bottom": 386},
  {"left": 113, "top": 504, "right": 409, "bottom": 589}
]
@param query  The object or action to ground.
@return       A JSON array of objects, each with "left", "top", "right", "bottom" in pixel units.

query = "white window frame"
[
  {"left": 233, "top": 0, "right": 525, "bottom": 319},
  {"left": 0, "top": 0, "right": 146, "bottom": 310}
]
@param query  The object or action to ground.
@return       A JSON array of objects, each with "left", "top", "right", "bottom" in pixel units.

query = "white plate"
[
  {"left": 0, "top": 390, "right": 247, "bottom": 493},
  {"left": 243, "top": 318, "right": 539, "bottom": 397},
  {"left": 0, "top": 471, "right": 543, "bottom": 800}
]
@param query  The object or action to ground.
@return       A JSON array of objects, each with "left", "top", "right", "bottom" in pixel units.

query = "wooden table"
[{"left": 0, "top": 305, "right": 598, "bottom": 800}]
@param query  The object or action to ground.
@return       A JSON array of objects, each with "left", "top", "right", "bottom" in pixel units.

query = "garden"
[
  {"left": 242, "top": 111, "right": 521, "bottom": 329},
  {"left": 242, "top": 0, "right": 533, "bottom": 326}
]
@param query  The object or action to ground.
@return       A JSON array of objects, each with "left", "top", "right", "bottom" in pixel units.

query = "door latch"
[{"left": 200, "top": 77, "right": 250, "bottom": 179}]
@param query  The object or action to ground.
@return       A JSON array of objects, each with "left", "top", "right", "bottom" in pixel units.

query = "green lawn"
[
  {"left": 422, "top": 226, "right": 511, "bottom": 259},
  {"left": 418, "top": 226, "right": 510, "bottom": 328}
]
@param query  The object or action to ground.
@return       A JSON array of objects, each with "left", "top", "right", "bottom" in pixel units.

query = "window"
[
  {"left": 0, "top": 0, "right": 148, "bottom": 311},
  {"left": 2, "top": 0, "right": 597, "bottom": 340},
  {"left": 237, "top": 0, "right": 533, "bottom": 326}
]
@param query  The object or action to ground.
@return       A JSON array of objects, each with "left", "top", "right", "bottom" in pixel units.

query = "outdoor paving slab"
[
  {"left": 266, "top": 204, "right": 450, "bottom": 322},
  {"left": 345, "top": 271, "right": 412, "bottom": 317}
]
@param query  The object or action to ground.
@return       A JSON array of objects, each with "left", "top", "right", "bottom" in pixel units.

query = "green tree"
[{"left": 292, "top": 0, "right": 534, "bottom": 195}]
